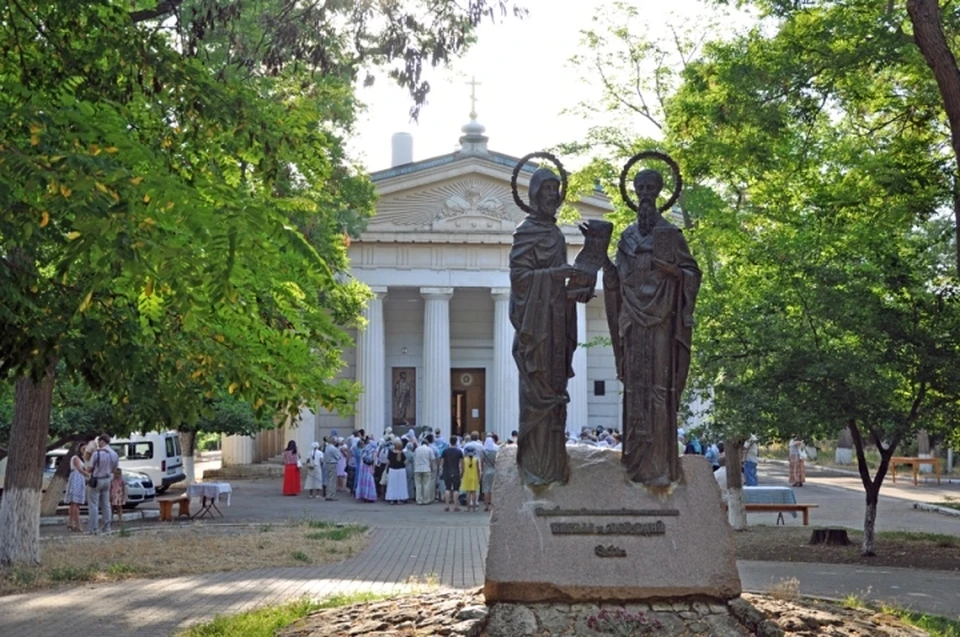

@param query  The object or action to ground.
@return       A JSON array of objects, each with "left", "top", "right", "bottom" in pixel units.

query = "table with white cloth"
[
  {"left": 743, "top": 486, "right": 798, "bottom": 524},
  {"left": 187, "top": 482, "right": 233, "bottom": 520}
]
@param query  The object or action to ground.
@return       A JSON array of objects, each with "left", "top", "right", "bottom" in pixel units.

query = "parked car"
[
  {"left": 110, "top": 432, "right": 185, "bottom": 493},
  {"left": 0, "top": 449, "right": 156, "bottom": 509},
  {"left": 44, "top": 449, "right": 156, "bottom": 509}
]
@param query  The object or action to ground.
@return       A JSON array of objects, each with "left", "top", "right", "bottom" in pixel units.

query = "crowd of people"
[
  {"left": 64, "top": 433, "right": 126, "bottom": 535},
  {"left": 279, "top": 427, "right": 506, "bottom": 511},
  {"left": 278, "top": 427, "right": 810, "bottom": 503}
]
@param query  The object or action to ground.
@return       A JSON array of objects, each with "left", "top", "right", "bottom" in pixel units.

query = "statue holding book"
[
  {"left": 604, "top": 152, "right": 702, "bottom": 487},
  {"left": 509, "top": 152, "right": 612, "bottom": 487}
]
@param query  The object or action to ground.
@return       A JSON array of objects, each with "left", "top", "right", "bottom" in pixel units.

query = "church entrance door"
[{"left": 450, "top": 369, "right": 485, "bottom": 439}]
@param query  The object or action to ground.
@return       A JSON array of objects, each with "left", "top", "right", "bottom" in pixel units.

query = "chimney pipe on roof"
[{"left": 391, "top": 132, "right": 413, "bottom": 167}]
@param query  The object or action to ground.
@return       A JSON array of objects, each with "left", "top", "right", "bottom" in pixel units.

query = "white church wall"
[
  {"left": 585, "top": 300, "right": 620, "bottom": 431},
  {"left": 384, "top": 289, "right": 425, "bottom": 435},
  {"left": 315, "top": 328, "right": 357, "bottom": 441},
  {"left": 450, "top": 288, "right": 495, "bottom": 438}
]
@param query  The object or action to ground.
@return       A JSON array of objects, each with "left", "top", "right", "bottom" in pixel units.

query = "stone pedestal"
[{"left": 484, "top": 446, "right": 741, "bottom": 604}]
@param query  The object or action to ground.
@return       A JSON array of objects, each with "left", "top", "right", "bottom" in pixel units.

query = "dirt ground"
[{"left": 734, "top": 525, "right": 960, "bottom": 571}]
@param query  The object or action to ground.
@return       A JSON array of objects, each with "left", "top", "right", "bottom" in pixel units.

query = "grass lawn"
[
  {"left": 177, "top": 592, "right": 386, "bottom": 637},
  {"left": 0, "top": 519, "right": 367, "bottom": 596}
]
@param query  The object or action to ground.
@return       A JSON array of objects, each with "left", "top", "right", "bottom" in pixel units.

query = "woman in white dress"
[
  {"left": 304, "top": 442, "right": 324, "bottom": 498},
  {"left": 385, "top": 440, "right": 410, "bottom": 504}
]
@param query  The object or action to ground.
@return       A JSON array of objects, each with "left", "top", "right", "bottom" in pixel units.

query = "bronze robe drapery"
[
  {"left": 510, "top": 216, "right": 577, "bottom": 486},
  {"left": 603, "top": 217, "right": 701, "bottom": 486}
]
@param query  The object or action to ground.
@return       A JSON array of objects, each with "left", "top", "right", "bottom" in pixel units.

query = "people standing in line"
[
  {"left": 374, "top": 438, "right": 390, "bottom": 500},
  {"left": 414, "top": 434, "right": 437, "bottom": 505},
  {"left": 323, "top": 437, "right": 343, "bottom": 501},
  {"left": 304, "top": 442, "right": 324, "bottom": 499},
  {"left": 64, "top": 443, "right": 90, "bottom": 532},
  {"left": 355, "top": 439, "right": 378, "bottom": 503},
  {"left": 336, "top": 438, "right": 348, "bottom": 493},
  {"left": 441, "top": 435, "right": 464, "bottom": 512},
  {"left": 481, "top": 434, "right": 498, "bottom": 512},
  {"left": 743, "top": 435, "right": 759, "bottom": 487},
  {"left": 385, "top": 440, "right": 409, "bottom": 505},
  {"left": 86, "top": 434, "right": 119, "bottom": 535},
  {"left": 705, "top": 441, "right": 721, "bottom": 472},
  {"left": 789, "top": 438, "right": 806, "bottom": 487},
  {"left": 403, "top": 438, "right": 417, "bottom": 502},
  {"left": 110, "top": 467, "right": 126, "bottom": 528},
  {"left": 461, "top": 447, "right": 481, "bottom": 513},
  {"left": 282, "top": 440, "right": 301, "bottom": 496}
]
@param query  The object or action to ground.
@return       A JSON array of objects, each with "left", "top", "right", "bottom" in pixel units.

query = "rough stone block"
[{"left": 484, "top": 446, "right": 741, "bottom": 603}]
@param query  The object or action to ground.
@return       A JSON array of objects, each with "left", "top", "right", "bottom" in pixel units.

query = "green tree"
[
  {"left": 0, "top": 0, "right": 520, "bottom": 566},
  {"left": 667, "top": 0, "right": 960, "bottom": 554}
]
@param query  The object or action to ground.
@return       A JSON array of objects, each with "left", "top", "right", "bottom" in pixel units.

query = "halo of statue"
[
  {"left": 511, "top": 151, "right": 568, "bottom": 214},
  {"left": 618, "top": 151, "right": 683, "bottom": 213}
]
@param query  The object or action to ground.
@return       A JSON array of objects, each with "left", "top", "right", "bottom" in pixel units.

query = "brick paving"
[{"left": 0, "top": 524, "right": 490, "bottom": 637}]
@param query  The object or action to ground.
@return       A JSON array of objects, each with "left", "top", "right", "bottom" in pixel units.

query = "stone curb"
[
  {"left": 912, "top": 502, "right": 960, "bottom": 518},
  {"left": 40, "top": 509, "right": 160, "bottom": 526},
  {"left": 763, "top": 458, "right": 960, "bottom": 485}
]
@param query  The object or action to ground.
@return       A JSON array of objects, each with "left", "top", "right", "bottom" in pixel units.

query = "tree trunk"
[
  {"left": 848, "top": 419, "right": 898, "bottom": 557},
  {"left": 180, "top": 430, "right": 196, "bottom": 484},
  {"left": 862, "top": 491, "right": 879, "bottom": 557},
  {"left": 39, "top": 440, "right": 81, "bottom": 517},
  {"left": 907, "top": 0, "right": 960, "bottom": 276},
  {"left": 725, "top": 436, "right": 747, "bottom": 531},
  {"left": 0, "top": 360, "right": 58, "bottom": 566}
]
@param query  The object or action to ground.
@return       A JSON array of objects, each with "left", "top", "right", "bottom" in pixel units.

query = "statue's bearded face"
[
  {"left": 536, "top": 180, "right": 561, "bottom": 217},
  {"left": 634, "top": 171, "right": 663, "bottom": 205}
]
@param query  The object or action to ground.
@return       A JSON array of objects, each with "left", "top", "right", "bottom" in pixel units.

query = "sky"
[{"left": 349, "top": 0, "right": 751, "bottom": 172}]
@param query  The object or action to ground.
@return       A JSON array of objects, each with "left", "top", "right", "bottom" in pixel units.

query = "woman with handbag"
[
  {"left": 788, "top": 438, "right": 806, "bottom": 487},
  {"left": 281, "top": 440, "right": 301, "bottom": 496},
  {"left": 64, "top": 442, "right": 91, "bottom": 531},
  {"left": 304, "top": 442, "right": 324, "bottom": 498}
]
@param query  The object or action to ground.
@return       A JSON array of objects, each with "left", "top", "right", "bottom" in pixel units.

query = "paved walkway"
[{"left": 2, "top": 523, "right": 959, "bottom": 637}]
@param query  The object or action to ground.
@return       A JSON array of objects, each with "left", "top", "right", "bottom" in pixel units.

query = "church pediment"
[{"left": 367, "top": 152, "right": 613, "bottom": 237}]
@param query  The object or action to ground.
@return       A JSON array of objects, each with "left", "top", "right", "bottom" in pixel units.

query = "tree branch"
[{"left": 130, "top": 0, "right": 185, "bottom": 24}]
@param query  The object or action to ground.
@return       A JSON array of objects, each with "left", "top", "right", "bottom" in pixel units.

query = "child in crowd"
[
  {"left": 461, "top": 447, "right": 481, "bottom": 513},
  {"left": 110, "top": 467, "right": 126, "bottom": 527}
]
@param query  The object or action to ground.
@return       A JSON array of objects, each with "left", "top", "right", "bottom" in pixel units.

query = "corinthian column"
[
  {"left": 355, "top": 286, "right": 387, "bottom": 438},
  {"left": 492, "top": 287, "right": 519, "bottom": 441},
  {"left": 568, "top": 301, "right": 589, "bottom": 435},
  {"left": 421, "top": 287, "right": 453, "bottom": 437}
]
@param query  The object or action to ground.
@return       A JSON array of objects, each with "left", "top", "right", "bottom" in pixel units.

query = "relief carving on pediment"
[{"left": 371, "top": 179, "right": 523, "bottom": 232}]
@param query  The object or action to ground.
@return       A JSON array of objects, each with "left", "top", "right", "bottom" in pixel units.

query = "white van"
[{"left": 110, "top": 432, "right": 185, "bottom": 493}]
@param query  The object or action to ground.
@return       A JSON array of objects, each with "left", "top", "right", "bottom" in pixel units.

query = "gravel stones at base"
[{"left": 278, "top": 589, "right": 933, "bottom": 636}]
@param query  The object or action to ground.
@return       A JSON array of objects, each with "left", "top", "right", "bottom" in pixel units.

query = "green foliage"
[{"left": 177, "top": 593, "right": 387, "bottom": 637}]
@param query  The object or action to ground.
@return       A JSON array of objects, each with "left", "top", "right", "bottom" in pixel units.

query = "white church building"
[{"left": 222, "top": 114, "right": 626, "bottom": 464}]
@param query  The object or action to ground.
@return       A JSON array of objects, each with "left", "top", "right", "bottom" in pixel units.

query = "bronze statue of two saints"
[{"left": 508, "top": 151, "right": 701, "bottom": 488}]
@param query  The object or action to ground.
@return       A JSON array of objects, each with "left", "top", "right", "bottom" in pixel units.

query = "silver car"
[{"left": 44, "top": 449, "right": 157, "bottom": 508}]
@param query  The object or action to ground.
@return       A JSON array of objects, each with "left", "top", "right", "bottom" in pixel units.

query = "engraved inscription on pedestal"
[
  {"left": 535, "top": 507, "right": 679, "bottom": 517},
  {"left": 550, "top": 521, "right": 666, "bottom": 536},
  {"left": 594, "top": 545, "right": 627, "bottom": 558}
]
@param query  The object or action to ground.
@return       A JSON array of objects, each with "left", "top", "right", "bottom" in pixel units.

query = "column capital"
[
  {"left": 369, "top": 285, "right": 388, "bottom": 298},
  {"left": 490, "top": 287, "right": 511, "bottom": 301},
  {"left": 420, "top": 286, "right": 454, "bottom": 300}
]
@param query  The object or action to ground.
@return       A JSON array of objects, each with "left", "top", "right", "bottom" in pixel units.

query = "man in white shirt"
[
  {"left": 86, "top": 434, "right": 119, "bottom": 535},
  {"left": 413, "top": 434, "right": 437, "bottom": 505}
]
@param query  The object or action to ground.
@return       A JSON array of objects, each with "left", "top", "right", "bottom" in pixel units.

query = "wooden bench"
[
  {"left": 744, "top": 503, "right": 819, "bottom": 526},
  {"left": 157, "top": 494, "right": 191, "bottom": 522}
]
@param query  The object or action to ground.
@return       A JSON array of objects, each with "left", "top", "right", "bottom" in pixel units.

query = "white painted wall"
[
  {"left": 384, "top": 288, "right": 425, "bottom": 437},
  {"left": 585, "top": 299, "right": 620, "bottom": 432}
]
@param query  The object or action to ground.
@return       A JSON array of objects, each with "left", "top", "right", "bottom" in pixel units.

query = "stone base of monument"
[{"left": 484, "top": 445, "right": 741, "bottom": 604}]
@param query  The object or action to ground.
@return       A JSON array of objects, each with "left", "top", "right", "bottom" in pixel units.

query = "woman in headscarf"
[
  {"left": 354, "top": 439, "right": 378, "bottom": 503},
  {"left": 304, "top": 441, "right": 324, "bottom": 498},
  {"left": 403, "top": 437, "right": 417, "bottom": 501},
  {"left": 481, "top": 434, "right": 499, "bottom": 512},
  {"left": 281, "top": 440, "right": 301, "bottom": 496},
  {"left": 385, "top": 440, "right": 410, "bottom": 505}
]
